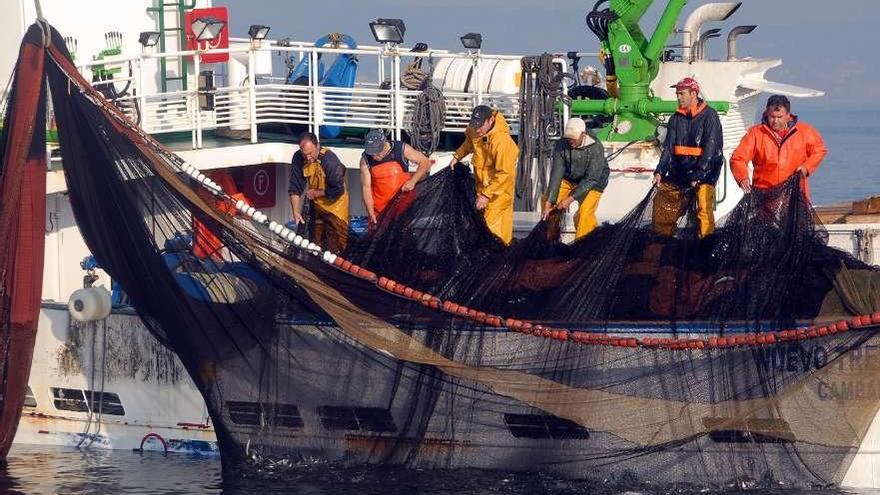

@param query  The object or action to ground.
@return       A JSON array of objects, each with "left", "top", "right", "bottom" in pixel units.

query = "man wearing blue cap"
[{"left": 359, "top": 129, "right": 432, "bottom": 225}]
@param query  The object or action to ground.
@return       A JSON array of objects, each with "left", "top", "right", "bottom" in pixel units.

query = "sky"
[{"left": 218, "top": 0, "right": 880, "bottom": 111}]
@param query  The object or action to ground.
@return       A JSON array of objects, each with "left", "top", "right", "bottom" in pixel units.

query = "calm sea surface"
[
  {"left": 796, "top": 105, "right": 880, "bottom": 206},
  {"left": 2, "top": 106, "right": 878, "bottom": 494},
  {"left": 5, "top": 444, "right": 880, "bottom": 494}
]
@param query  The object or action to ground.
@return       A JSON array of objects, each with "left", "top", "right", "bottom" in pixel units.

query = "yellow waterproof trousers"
[
  {"left": 483, "top": 196, "right": 514, "bottom": 245},
  {"left": 651, "top": 181, "right": 715, "bottom": 239},
  {"left": 553, "top": 180, "right": 603, "bottom": 239}
]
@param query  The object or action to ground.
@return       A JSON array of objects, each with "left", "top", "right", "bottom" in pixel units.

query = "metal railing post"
[
  {"left": 137, "top": 57, "right": 147, "bottom": 131},
  {"left": 310, "top": 49, "right": 320, "bottom": 135},
  {"left": 474, "top": 50, "right": 483, "bottom": 106},
  {"left": 392, "top": 48, "right": 402, "bottom": 140},
  {"left": 248, "top": 47, "right": 257, "bottom": 143},
  {"left": 193, "top": 53, "right": 200, "bottom": 148}
]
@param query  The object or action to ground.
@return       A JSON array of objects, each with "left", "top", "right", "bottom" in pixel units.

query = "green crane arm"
[{"left": 575, "top": 0, "right": 732, "bottom": 141}]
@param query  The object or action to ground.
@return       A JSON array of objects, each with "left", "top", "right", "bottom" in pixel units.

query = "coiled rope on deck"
[
  {"left": 401, "top": 56, "right": 446, "bottom": 156},
  {"left": 517, "top": 53, "right": 571, "bottom": 210},
  {"left": 409, "top": 84, "right": 446, "bottom": 156}
]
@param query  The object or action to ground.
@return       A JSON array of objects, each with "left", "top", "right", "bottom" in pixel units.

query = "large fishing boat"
[{"left": 5, "top": 0, "right": 880, "bottom": 489}]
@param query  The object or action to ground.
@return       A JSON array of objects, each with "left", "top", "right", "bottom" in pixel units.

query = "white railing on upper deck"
[{"left": 74, "top": 42, "right": 574, "bottom": 149}]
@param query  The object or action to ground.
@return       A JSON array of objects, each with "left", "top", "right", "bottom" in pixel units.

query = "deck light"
[
  {"left": 191, "top": 16, "right": 226, "bottom": 42},
  {"left": 248, "top": 24, "right": 271, "bottom": 41},
  {"left": 369, "top": 18, "right": 406, "bottom": 45},
  {"left": 138, "top": 31, "right": 160, "bottom": 48},
  {"left": 460, "top": 33, "right": 482, "bottom": 50}
]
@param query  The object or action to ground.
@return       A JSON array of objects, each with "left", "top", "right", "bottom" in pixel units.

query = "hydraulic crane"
[{"left": 573, "top": 0, "right": 731, "bottom": 141}]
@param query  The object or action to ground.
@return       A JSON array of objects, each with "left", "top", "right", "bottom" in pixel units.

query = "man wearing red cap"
[{"left": 652, "top": 77, "right": 724, "bottom": 239}]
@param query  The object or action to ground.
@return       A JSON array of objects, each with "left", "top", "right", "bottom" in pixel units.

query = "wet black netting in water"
[{"left": 36, "top": 28, "right": 880, "bottom": 488}]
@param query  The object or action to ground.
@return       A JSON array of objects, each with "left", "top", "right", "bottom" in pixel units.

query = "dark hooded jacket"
[{"left": 655, "top": 101, "right": 724, "bottom": 186}]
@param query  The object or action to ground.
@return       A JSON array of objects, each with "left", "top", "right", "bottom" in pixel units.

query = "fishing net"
[
  {"left": 24, "top": 26, "right": 880, "bottom": 487},
  {"left": 0, "top": 23, "right": 48, "bottom": 458}
]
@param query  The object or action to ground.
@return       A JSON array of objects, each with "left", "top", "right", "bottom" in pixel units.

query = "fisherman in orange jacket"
[
  {"left": 359, "top": 128, "right": 432, "bottom": 225},
  {"left": 731, "top": 95, "right": 828, "bottom": 198}
]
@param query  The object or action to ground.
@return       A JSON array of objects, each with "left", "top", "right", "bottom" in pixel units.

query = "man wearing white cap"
[{"left": 543, "top": 117, "right": 609, "bottom": 239}]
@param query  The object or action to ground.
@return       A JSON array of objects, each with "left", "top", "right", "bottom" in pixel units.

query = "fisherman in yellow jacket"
[
  {"left": 289, "top": 132, "right": 350, "bottom": 252},
  {"left": 448, "top": 105, "right": 519, "bottom": 244}
]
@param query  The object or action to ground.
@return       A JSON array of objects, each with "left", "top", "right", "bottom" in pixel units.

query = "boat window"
[
  {"left": 317, "top": 406, "right": 397, "bottom": 433},
  {"left": 353, "top": 407, "right": 397, "bottom": 433},
  {"left": 503, "top": 413, "right": 590, "bottom": 440},
  {"left": 703, "top": 417, "right": 795, "bottom": 444},
  {"left": 51, "top": 388, "right": 89, "bottom": 412},
  {"left": 272, "top": 403, "right": 304, "bottom": 428},
  {"left": 227, "top": 401, "right": 261, "bottom": 426},
  {"left": 83, "top": 390, "right": 126, "bottom": 416},
  {"left": 226, "top": 401, "right": 304, "bottom": 428},
  {"left": 24, "top": 386, "right": 37, "bottom": 408}
]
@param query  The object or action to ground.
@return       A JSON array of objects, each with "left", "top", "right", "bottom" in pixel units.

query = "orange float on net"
[
  {"left": 333, "top": 256, "right": 346, "bottom": 267},
  {"left": 836, "top": 320, "right": 850, "bottom": 332}
]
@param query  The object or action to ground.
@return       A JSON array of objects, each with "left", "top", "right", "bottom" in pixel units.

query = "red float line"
[
  {"left": 325, "top": 254, "right": 880, "bottom": 350},
  {"left": 609, "top": 166, "right": 655, "bottom": 174}
]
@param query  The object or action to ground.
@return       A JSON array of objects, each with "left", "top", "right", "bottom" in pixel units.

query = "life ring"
[{"left": 137, "top": 432, "right": 168, "bottom": 455}]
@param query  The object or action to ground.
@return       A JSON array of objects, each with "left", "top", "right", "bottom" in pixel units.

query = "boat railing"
[{"left": 71, "top": 42, "right": 575, "bottom": 149}]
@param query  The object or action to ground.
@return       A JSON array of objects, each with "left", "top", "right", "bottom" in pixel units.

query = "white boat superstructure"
[{"left": 8, "top": 0, "right": 880, "bottom": 488}]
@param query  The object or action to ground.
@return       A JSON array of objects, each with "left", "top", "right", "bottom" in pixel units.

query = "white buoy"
[
  {"left": 294, "top": 235, "right": 303, "bottom": 245},
  {"left": 235, "top": 200, "right": 245, "bottom": 210},
  {"left": 307, "top": 242, "right": 317, "bottom": 251},
  {"left": 269, "top": 221, "right": 279, "bottom": 232},
  {"left": 328, "top": 253, "right": 338, "bottom": 264},
  {"left": 322, "top": 251, "right": 332, "bottom": 262},
  {"left": 68, "top": 287, "right": 112, "bottom": 322},
  {"left": 245, "top": 206, "right": 256, "bottom": 216},
  {"left": 284, "top": 230, "right": 296, "bottom": 242},
  {"left": 273, "top": 224, "right": 284, "bottom": 235}
]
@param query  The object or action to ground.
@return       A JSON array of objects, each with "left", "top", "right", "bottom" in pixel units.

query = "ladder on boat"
[{"left": 146, "top": 0, "right": 194, "bottom": 91}]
